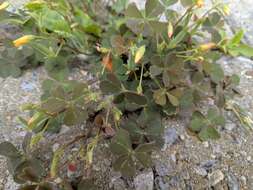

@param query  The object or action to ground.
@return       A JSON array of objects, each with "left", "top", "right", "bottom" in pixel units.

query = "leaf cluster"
[{"left": 0, "top": 0, "right": 253, "bottom": 187}]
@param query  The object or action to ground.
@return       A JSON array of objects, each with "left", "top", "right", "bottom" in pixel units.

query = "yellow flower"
[
  {"left": 196, "top": 0, "right": 204, "bottom": 8},
  {"left": 223, "top": 4, "right": 230, "bottom": 16},
  {"left": 134, "top": 45, "right": 146, "bottom": 64},
  {"left": 199, "top": 42, "right": 216, "bottom": 51},
  {"left": 0, "top": 2, "right": 9, "bottom": 10},
  {"left": 13, "top": 35, "right": 35, "bottom": 47}
]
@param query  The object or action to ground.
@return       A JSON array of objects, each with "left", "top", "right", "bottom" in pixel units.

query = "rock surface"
[
  {"left": 134, "top": 170, "right": 154, "bottom": 190},
  {"left": 1, "top": 0, "right": 253, "bottom": 190}
]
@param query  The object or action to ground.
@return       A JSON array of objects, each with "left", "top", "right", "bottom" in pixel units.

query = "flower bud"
[
  {"left": 13, "top": 35, "right": 35, "bottom": 47},
  {"left": 134, "top": 45, "right": 146, "bottom": 64},
  {"left": 167, "top": 22, "right": 173, "bottom": 39},
  {"left": 0, "top": 2, "right": 9, "bottom": 10},
  {"left": 199, "top": 42, "right": 216, "bottom": 51},
  {"left": 223, "top": 4, "right": 230, "bottom": 16},
  {"left": 196, "top": 0, "right": 204, "bottom": 8},
  {"left": 102, "top": 53, "right": 113, "bottom": 72}
]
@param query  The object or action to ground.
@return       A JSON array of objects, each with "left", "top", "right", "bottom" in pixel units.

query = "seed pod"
[
  {"left": 199, "top": 42, "right": 216, "bottom": 51},
  {"left": 167, "top": 22, "right": 174, "bottom": 39}
]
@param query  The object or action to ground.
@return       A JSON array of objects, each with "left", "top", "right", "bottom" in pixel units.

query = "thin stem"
[
  {"left": 138, "top": 62, "right": 145, "bottom": 93},
  {"left": 174, "top": 5, "right": 194, "bottom": 27}
]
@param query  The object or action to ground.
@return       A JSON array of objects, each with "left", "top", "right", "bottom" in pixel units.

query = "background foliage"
[{"left": 0, "top": 0, "right": 253, "bottom": 189}]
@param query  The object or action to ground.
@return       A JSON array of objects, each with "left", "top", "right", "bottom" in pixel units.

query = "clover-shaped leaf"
[
  {"left": 123, "top": 91, "right": 148, "bottom": 105},
  {"left": 180, "top": 0, "right": 194, "bottom": 7},
  {"left": 0, "top": 142, "right": 25, "bottom": 175},
  {"left": 189, "top": 107, "right": 224, "bottom": 141},
  {"left": 122, "top": 109, "right": 164, "bottom": 146},
  {"left": 13, "top": 159, "right": 45, "bottom": 184},
  {"left": 134, "top": 142, "right": 156, "bottom": 167},
  {"left": 145, "top": 0, "right": 164, "bottom": 18},
  {"left": 0, "top": 44, "right": 36, "bottom": 78},
  {"left": 41, "top": 81, "right": 89, "bottom": 126},
  {"left": 100, "top": 73, "right": 122, "bottom": 94},
  {"left": 203, "top": 62, "right": 224, "bottom": 83},
  {"left": 153, "top": 89, "right": 167, "bottom": 106},
  {"left": 110, "top": 129, "right": 136, "bottom": 176},
  {"left": 110, "top": 129, "right": 156, "bottom": 176},
  {"left": 40, "top": 8, "right": 71, "bottom": 36},
  {"left": 0, "top": 141, "right": 21, "bottom": 158},
  {"left": 161, "top": 0, "right": 178, "bottom": 6},
  {"left": 198, "top": 125, "right": 220, "bottom": 141},
  {"left": 125, "top": 0, "right": 166, "bottom": 36}
]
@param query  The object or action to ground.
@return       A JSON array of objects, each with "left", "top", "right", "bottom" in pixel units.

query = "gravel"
[
  {"left": 1, "top": 0, "right": 253, "bottom": 190},
  {"left": 134, "top": 169, "right": 154, "bottom": 190}
]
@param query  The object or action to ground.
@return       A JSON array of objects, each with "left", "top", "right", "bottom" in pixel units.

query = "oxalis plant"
[{"left": 0, "top": 0, "right": 253, "bottom": 189}]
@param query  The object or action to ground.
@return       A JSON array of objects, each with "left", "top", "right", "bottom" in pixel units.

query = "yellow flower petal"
[
  {"left": 196, "top": 0, "right": 204, "bottom": 8},
  {"left": 199, "top": 42, "right": 216, "bottom": 51},
  {"left": 223, "top": 4, "right": 230, "bottom": 16},
  {"left": 134, "top": 45, "right": 146, "bottom": 64},
  {"left": 13, "top": 35, "right": 35, "bottom": 47},
  {"left": 0, "top": 2, "right": 9, "bottom": 10}
]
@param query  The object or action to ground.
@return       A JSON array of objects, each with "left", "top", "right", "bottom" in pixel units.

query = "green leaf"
[
  {"left": 230, "top": 29, "right": 244, "bottom": 45},
  {"left": 113, "top": 155, "right": 136, "bottom": 177},
  {"left": 110, "top": 129, "right": 138, "bottom": 176},
  {"left": 41, "top": 98, "right": 67, "bottom": 114},
  {"left": 203, "top": 62, "right": 224, "bottom": 83},
  {"left": 112, "top": 0, "right": 129, "bottom": 13},
  {"left": 0, "top": 142, "right": 20, "bottom": 158},
  {"left": 145, "top": 0, "right": 164, "bottom": 18},
  {"left": 168, "top": 28, "right": 188, "bottom": 48},
  {"left": 74, "top": 8, "right": 102, "bottom": 36},
  {"left": 123, "top": 91, "right": 148, "bottom": 105},
  {"left": 18, "top": 185, "right": 38, "bottom": 190},
  {"left": 167, "top": 93, "right": 179, "bottom": 107},
  {"left": 25, "top": 1, "right": 46, "bottom": 10},
  {"left": 165, "top": 9, "right": 178, "bottom": 21},
  {"left": 161, "top": 0, "right": 178, "bottom": 6},
  {"left": 189, "top": 111, "right": 206, "bottom": 132},
  {"left": 189, "top": 109, "right": 222, "bottom": 141},
  {"left": 162, "top": 71, "right": 170, "bottom": 87},
  {"left": 207, "top": 108, "right": 225, "bottom": 126},
  {"left": 230, "top": 74, "right": 240, "bottom": 86},
  {"left": 100, "top": 80, "right": 121, "bottom": 94},
  {"left": 180, "top": 0, "right": 193, "bottom": 7},
  {"left": 150, "top": 65, "right": 163, "bottom": 77},
  {"left": 125, "top": 3, "right": 143, "bottom": 18},
  {"left": 63, "top": 105, "right": 88, "bottom": 126},
  {"left": 50, "top": 148, "right": 64, "bottom": 178},
  {"left": 198, "top": 126, "right": 220, "bottom": 141},
  {"left": 40, "top": 9, "right": 71, "bottom": 36},
  {"left": 135, "top": 142, "right": 156, "bottom": 167},
  {"left": 209, "top": 12, "right": 221, "bottom": 26},
  {"left": 110, "top": 129, "right": 132, "bottom": 155},
  {"left": 30, "top": 132, "right": 43, "bottom": 148},
  {"left": 180, "top": 89, "right": 194, "bottom": 108},
  {"left": 234, "top": 44, "right": 253, "bottom": 57},
  {"left": 14, "top": 159, "right": 45, "bottom": 184},
  {"left": 153, "top": 89, "right": 167, "bottom": 106}
]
